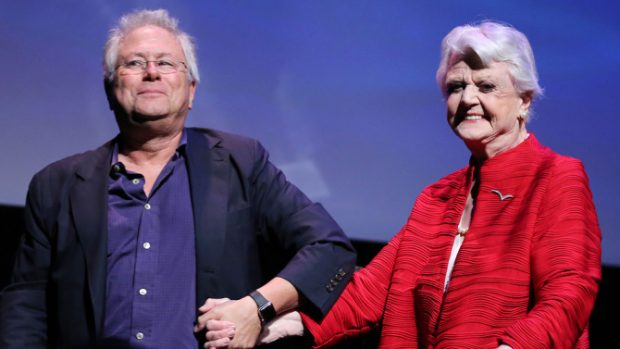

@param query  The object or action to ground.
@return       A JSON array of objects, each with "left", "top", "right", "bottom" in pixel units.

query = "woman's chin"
[{"left": 455, "top": 128, "right": 489, "bottom": 144}]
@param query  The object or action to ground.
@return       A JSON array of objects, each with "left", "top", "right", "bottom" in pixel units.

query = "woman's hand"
[{"left": 258, "top": 311, "right": 305, "bottom": 345}]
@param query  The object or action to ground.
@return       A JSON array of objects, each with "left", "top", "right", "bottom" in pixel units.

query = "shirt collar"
[{"left": 110, "top": 128, "right": 188, "bottom": 172}]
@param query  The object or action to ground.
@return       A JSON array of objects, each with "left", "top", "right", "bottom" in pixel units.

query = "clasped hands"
[
  {"left": 194, "top": 297, "right": 303, "bottom": 349},
  {"left": 194, "top": 298, "right": 513, "bottom": 349}
]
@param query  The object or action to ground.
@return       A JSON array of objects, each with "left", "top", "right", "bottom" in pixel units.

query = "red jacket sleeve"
[
  {"left": 301, "top": 226, "right": 406, "bottom": 348},
  {"left": 500, "top": 159, "right": 602, "bottom": 348}
]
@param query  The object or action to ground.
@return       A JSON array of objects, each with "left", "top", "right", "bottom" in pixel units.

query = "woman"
[{"left": 205, "top": 21, "right": 601, "bottom": 349}]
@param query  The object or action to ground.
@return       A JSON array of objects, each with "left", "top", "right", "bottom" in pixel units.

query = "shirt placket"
[
  {"left": 129, "top": 160, "right": 176, "bottom": 347},
  {"left": 130, "top": 197, "right": 158, "bottom": 346}
]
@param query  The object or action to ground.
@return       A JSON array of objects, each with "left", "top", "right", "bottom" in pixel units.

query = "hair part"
[
  {"left": 103, "top": 9, "right": 200, "bottom": 83},
  {"left": 436, "top": 21, "right": 542, "bottom": 121}
]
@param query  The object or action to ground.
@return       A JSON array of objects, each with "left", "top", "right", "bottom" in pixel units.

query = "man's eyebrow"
[{"left": 122, "top": 52, "right": 175, "bottom": 59}]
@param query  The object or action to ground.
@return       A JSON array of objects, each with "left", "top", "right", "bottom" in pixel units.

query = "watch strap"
[{"left": 248, "top": 290, "right": 276, "bottom": 326}]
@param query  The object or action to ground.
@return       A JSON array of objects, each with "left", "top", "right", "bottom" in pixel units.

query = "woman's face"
[{"left": 444, "top": 60, "right": 530, "bottom": 158}]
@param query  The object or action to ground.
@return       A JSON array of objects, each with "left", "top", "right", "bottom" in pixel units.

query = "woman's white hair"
[
  {"left": 436, "top": 21, "right": 542, "bottom": 119},
  {"left": 103, "top": 9, "right": 200, "bottom": 83}
]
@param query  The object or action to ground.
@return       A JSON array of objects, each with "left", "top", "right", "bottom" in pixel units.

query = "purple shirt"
[{"left": 102, "top": 134, "right": 197, "bottom": 348}]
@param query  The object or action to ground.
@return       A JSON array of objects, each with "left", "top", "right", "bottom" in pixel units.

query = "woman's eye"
[
  {"left": 479, "top": 83, "right": 495, "bottom": 92},
  {"left": 447, "top": 83, "right": 464, "bottom": 94}
]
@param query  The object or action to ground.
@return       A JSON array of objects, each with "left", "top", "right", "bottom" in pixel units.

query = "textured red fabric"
[{"left": 302, "top": 134, "right": 601, "bottom": 349}]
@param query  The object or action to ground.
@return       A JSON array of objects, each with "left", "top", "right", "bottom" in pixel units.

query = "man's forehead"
[{"left": 118, "top": 25, "right": 183, "bottom": 57}]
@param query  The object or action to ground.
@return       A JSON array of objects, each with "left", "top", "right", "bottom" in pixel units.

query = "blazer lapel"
[
  {"left": 186, "top": 129, "right": 229, "bottom": 304},
  {"left": 70, "top": 142, "right": 112, "bottom": 337}
]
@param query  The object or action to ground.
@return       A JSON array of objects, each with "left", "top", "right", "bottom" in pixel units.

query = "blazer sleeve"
[
  {"left": 300, "top": 227, "right": 404, "bottom": 348},
  {"left": 499, "top": 159, "right": 602, "bottom": 348},
  {"left": 249, "top": 140, "right": 357, "bottom": 316},
  {"left": 0, "top": 172, "right": 52, "bottom": 348}
]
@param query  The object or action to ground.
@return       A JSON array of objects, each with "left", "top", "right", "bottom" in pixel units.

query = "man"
[{"left": 0, "top": 9, "right": 356, "bottom": 349}]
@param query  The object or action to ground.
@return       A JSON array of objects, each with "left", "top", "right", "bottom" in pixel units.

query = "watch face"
[
  {"left": 250, "top": 290, "right": 276, "bottom": 323},
  {"left": 257, "top": 312, "right": 266, "bottom": 324}
]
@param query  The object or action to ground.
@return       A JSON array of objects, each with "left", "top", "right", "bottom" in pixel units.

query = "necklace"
[{"left": 456, "top": 227, "right": 468, "bottom": 237}]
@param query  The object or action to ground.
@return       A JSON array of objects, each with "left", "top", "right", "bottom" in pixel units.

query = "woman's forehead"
[{"left": 446, "top": 61, "right": 511, "bottom": 80}]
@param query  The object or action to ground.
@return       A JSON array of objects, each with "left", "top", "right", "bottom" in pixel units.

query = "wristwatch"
[{"left": 248, "top": 290, "right": 276, "bottom": 327}]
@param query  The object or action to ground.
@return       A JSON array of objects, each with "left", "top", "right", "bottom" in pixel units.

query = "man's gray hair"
[
  {"left": 436, "top": 21, "right": 542, "bottom": 120},
  {"left": 103, "top": 9, "right": 200, "bottom": 83}
]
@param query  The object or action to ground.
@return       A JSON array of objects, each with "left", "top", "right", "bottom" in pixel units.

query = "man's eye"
[
  {"left": 157, "top": 60, "right": 174, "bottom": 67},
  {"left": 126, "top": 60, "right": 145, "bottom": 67}
]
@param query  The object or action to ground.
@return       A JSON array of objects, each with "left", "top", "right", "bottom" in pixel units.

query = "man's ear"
[
  {"left": 188, "top": 80, "right": 197, "bottom": 109},
  {"left": 103, "top": 79, "right": 117, "bottom": 111}
]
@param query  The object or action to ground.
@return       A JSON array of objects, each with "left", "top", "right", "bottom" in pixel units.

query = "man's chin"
[{"left": 129, "top": 112, "right": 169, "bottom": 124}]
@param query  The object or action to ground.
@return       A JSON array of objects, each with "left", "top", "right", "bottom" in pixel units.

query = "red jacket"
[{"left": 303, "top": 134, "right": 601, "bottom": 349}]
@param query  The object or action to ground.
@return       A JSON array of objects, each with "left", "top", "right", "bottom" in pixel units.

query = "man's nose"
[{"left": 143, "top": 61, "right": 160, "bottom": 79}]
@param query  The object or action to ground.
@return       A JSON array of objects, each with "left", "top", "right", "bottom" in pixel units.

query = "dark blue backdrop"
[{"left": 1, "top": 1, "right": 618, "bottom": 264}]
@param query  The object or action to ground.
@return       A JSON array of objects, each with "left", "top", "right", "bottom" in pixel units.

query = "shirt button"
[
  {"left": 144, "top": 203, "right": 151, "bottom": 210},
  {"left": 132, "top": 178, "right": 140, "bottom": 185},
  {"left": 112, "top": 164, "right": 122, "bottom": 172},
  {"left": 136, "top": 332, "right": 144, "bottom": 340},
  {"left": 143, "top": 242, "right": 151, "bottom": 250},
  {"left": 139, "top": 288, "right": 147, "bottom": 296}
]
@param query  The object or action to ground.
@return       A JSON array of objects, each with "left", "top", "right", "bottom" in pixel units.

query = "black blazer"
[{"left": 0, "top": 128, "right": 356, "bottom": 348}]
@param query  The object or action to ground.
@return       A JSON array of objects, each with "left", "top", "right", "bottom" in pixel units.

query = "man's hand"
[
  {"left": 204, "top": 311, "right": 305, "bottom": 348},
  {"left": 196, "top": 297, "right": 261, "bottom": 349},
  {"left": 203, "top": 318, "right": 235, "bottom": 349},
  {"left": 203, "top": 319, "right": 235, "bottom": 349}
]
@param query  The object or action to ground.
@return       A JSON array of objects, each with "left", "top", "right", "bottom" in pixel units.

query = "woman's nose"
[{"left": 460, "top": 85, "right": 478, "bottom": 106}]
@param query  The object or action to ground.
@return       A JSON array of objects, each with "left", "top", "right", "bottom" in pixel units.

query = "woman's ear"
[{"left": 520, "top": 91, "right": 533, "bottom": 112}]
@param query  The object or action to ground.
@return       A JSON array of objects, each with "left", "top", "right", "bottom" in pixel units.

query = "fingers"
[
  {"left": 195, "top": 312, "right": 216, "bottom": 332},
  {"left": 196, "top": 297, "right": 260, "bottom": 348},
  {"left": 204, "top": 321, "right": 236, "bottom": 349},
  {"left": 195, "top": 298, "right": 233, "bottom": 332},
  {"left": 199, "top": 297, "right": 231, "bottom": 313},
  {"left": 206, "top": 325, "right": 235, "bottom": 341},
  {"left": 204, "top": 336, "right": 231, "bottom": 349},
  {"left": 206, "top": 319, "right": 235, "bottom": 331}
]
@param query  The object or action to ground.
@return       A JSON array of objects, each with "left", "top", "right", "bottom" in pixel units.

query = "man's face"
[{"left": 110, "top": 25, "right": 196, "bottom": 127}]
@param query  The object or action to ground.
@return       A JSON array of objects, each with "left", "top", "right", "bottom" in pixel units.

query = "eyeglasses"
[{"left": 117, "top": 59, "right": 188, "bottom": 75}]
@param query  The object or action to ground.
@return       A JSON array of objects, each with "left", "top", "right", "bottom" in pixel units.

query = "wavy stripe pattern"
[{"left": 302, "top": 134, "right": 601, "bottom": 349}]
